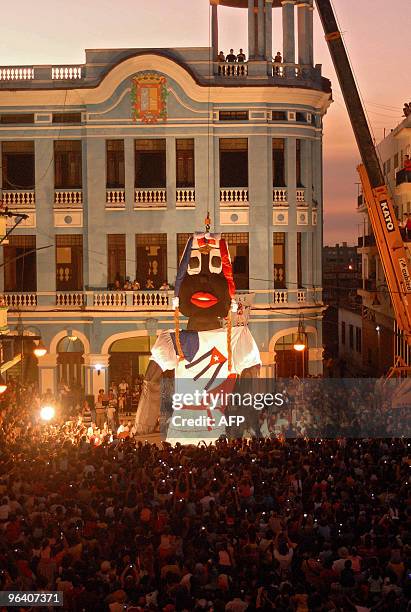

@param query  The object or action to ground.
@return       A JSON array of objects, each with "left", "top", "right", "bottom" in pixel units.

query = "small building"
[{"left": 357, "top": 112, "right": 411, "bottom": 375}]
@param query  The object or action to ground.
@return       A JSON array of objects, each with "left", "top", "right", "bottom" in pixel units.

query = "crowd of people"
[
  {"left": 110, "top": 280, "right": 170, "bottom": 291},
  {"left": 0, "top": 380, "right": 410, "bottom": 611}
]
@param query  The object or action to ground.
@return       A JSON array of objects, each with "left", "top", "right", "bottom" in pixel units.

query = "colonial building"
[
  {"left": 357, "top": 112, "right": 411, "bottom": 374},
  {"left": 0, "top": 0, "right": 331, "bottom": 396}
]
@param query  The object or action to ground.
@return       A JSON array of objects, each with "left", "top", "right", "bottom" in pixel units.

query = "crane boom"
[{"left": 315, "top": 0, "right": 411, "bottom": 347}]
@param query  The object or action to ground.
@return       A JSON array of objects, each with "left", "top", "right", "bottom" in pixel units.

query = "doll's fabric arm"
[{"left": 133, "top": 331, "right": 177, "bottom": 435}]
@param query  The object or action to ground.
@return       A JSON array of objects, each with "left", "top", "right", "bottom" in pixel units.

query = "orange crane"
[{"left": 315, "top": 0, "right": 411, "bottom": 359}]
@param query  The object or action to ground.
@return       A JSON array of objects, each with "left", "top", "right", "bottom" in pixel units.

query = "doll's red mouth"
[{"left": 190, "top": 292, "right": 219, "bottom": 308}]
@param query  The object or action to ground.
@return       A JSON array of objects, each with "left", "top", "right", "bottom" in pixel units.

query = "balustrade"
[
  {"left": 1, "top": 190, "right": 35, "bottom": 207},
  {"left": 54, "top": 190, "right": 83, "bottom": 207},
  {"left": 56, "top": 292, "right": 85, "bottom": 307},
  {"left": 220, "top": 188, "right": 248, "bottom": 204},
  {"left": 106, "top": 189, "right": 126, "bottom": 207},
  {"left": 271, "top": 63, "right": 302, "bottom": 78},
  {"left": 296, "top": 189, "right": 307, "bottom": 203},
  {"left": 297, "top": 290, "right": 307, "bottom": 303},
  {"left": 2, "top": 293, "right": 37, "bottom": 309},
  {"left": 272, "top": 188, "right": 288, "bottom": 205},
  {"left": 93, "top": 292, "right": 127, "bottom": 308},
  {"left": 132, "top": 291, "right": 170, "bottom": 309},
  {"left": 176, "top": 188, "right": 195, "bottom": 206},
  {"left": 273, "top": 290, "right": 288, "bottom": 304},
  {"left": 135, "top": 189, "right": 167, "bottom": 206},
  {"left": 0, "top": 67, "right": 34, "bottom": 80},
  {"left": 217, "top": 63, "right": 248, "bottom": 77},
  {"left": 52, "top": 66, "right": 82, "bottom": 80}
]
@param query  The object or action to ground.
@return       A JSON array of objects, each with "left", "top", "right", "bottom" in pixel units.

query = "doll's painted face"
[{"left": 178, "top": 246, "right": 231, "bottom": 322}]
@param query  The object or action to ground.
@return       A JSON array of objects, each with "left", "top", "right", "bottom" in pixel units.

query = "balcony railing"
[
  {"left": 93, "top": 291, "right": 171, "bottom": 309},
  {"left": 297, "top": 290, "right": 306, "bottom": 303},
  {"left": 296, "top": 189, "right": 307, "bottom": 204},
  {"left": 176, "top": 188, "right": 195, "bottom": 207},
  {"left": 271, "top": 63, "right": 302, "bottom": 78},
  {"left": 134, "top": 188, "right": 167, "bottom": 207},
  {"left": 56, "top": 292, "right": 86, "bottom": 308},
  {"left": 273, "top": 290, "right": 288, "bottom": 304},
  {"left": 396, "top": 168, "right": 411, "bottom": 186},
  {"left": 1, "top": 190, "right": 35, "bottom": 208},
  {"left": 273, "top": 188, "right": 288, "bottom": 205},
  {"left": 52, "top": 66, "right": 83, "bottom": 80},
  {"left": 3, "top": 293, "right": 37, "bottom": 309},
  {"left": 0, "top": 67, "right": 34, "bottom": 81},
  {"left": 3, "top": 289, "right": 322, "bottom": 312},
  {"left": 220, "top": 188, "right": 249, "bottom": 205},
  {"left": 106, "top": 189, "right": 126, "bottom": 208},
  {"left": 54, "top": 190, "right": 83, "bottom": 207},
  {"left": 217, "top": 62, "right": 248, "bottom": 77}
]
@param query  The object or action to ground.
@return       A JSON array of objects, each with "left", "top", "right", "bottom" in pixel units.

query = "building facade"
[
  {"left": 322, "top": 242, "right": 361, "bottom": 361},
  {"left": 0, "top": 0, "right": 331, "bottom": 396},
  {"left": 357, "top": 113, "right": 411, "bottom": 374}
]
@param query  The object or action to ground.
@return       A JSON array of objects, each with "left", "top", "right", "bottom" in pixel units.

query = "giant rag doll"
[{"left": 134, "top": 231, "right": 261, "bottom": 443}]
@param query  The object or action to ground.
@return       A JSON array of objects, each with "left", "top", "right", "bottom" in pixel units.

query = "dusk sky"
[{"left": 0, "top": 0, "right": 408, "bottom": 245}]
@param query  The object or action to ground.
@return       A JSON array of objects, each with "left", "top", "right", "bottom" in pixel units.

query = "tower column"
[
  {"left": 211, "top": 1, "right": 219, "bottom": 62},
  {"left": 282, "top": 0, "right": 295, "bottom": 64},
  {"left": 307, "top": 2, "right": 314, "bottom": 65},
  {"left": 248, "top": 0, "right": 256, "bottom": 59},
  {"left": 265, "top": 0, "right": 273, "bottom": 62},
  {"left": 258, "top": 0, "right": 265, "bottom": 58},
  {"left": 297, "top": 1, "right": 311, "bottom": 65}
]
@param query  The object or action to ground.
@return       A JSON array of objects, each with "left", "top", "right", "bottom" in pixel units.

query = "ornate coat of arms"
[{"left": 131, "top": 72, "right": 168, "bottom": 124}]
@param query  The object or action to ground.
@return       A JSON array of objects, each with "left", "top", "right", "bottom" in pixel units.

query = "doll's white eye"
[
  {"left": 187, "top": 252, "right": 201, "bottom": 275},
  {"left": 209, "top": 250, "right": 222, "bottom": 273}
]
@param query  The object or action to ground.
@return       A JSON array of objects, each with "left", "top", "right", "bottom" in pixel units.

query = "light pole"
[
  {"left": 14, "top": 316, "right": 48, "bottom": 389},
  {"left": 293, "top": 315, "right": 307, "bottom": 379}
]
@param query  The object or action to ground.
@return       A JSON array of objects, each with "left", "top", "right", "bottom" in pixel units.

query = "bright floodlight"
[
  {"left": 40, "top": 405, "right": 55, "bottom": 421},
  {"left": 33, "top": 340, "right": 47, "bottom": 358},
  {"left": 293, "top": 341, "right": 306, "bottom": 352}
]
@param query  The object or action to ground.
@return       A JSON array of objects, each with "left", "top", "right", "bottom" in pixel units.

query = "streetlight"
[
  {"left": 14, "top": 316, "right": 48, "bottom": 386},
  {"left": 33, "top": 339, "right": 47, "bottom": 358},
  {"left": 293, "top": 316, "right": 307, "bottom": 379}
]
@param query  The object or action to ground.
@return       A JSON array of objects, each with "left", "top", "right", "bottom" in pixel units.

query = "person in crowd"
[
  {"left": 218, "top": 51, "right": 226, "bottom": 76},
  {"left": 226, "top": 48, "right": 237, "bottom": 63},
  {"left": 106, "top": 400, "right": 117, "bottom": 431},
  {"left": 274, "top": 50, "right": 282, "bottom": 76},
  {"left": 159, "top": 281, "right": 170, "bottom": 290},
  {"left": 119, "top": 378, "right": 129, "bottom": 396},
  {"left": 82, "top": 400, "right": 92, "bottom": 428},
  {"left": 131, "top": 279, "right": 141, "bottom": 290},
  {"left": 95, "top": 398, "right": 106, "bottom": 429},
  {"left": 237, "top": 48, "right": 246, "bottom": 63}
]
